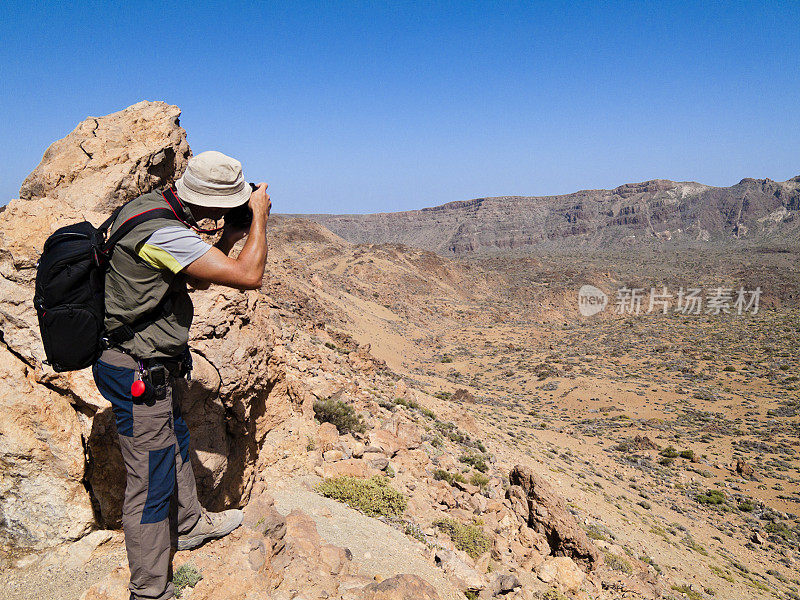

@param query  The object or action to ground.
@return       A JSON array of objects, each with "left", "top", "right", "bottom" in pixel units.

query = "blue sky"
[{"left": 1, "top": 1, "right": 798, "bottom": 213}]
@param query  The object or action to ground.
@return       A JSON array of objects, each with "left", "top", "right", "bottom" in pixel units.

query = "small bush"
[
  {"left": 459, "top": 452, "right": 489, "bottom": 473},
  {"left": 764, "top": 521, "right": 793, "bottom": 540},
  {"left": 585, "top": 524, "right": 608, "bottom": 541},
  {"left": 433, "top": 518, "right": 492, "bottom": 559},
  {"left": 682, "top": 535, "right": 709, "bottom": 555},
  {"left": 470, "top": 472, "right": 490, "bottom": 490},
  {"left": 679, "top": 449, "right": 695, "bottom": 460},
  {"left": 432, "top": 468, "right": 466, "bottom": 486},
  {"left": 313, "top": 398, "right": 366, "bottom": 435},
  {"left": 695, "top": 489, "right": 725, "bottom": 505},
  {"left": 173, "top": 564, "right": 203, "bottom": 598},
  {"left": 671, "top": 584, "right": 703, "bottom": 600},
  {"left": 315, "top": 475, "right": 407, "bottom": 517},
  {"left": 541, "top": 589, "right": 569, "bottom": 600},
  {"left": 737, "top": 499, "right": 754, "bottom": 512},
  {"left": 660, "top": 446, "right": 678, "bottom": 459},
  {"left": 603, "top": 551, "right": 633, "bottom": 574}
]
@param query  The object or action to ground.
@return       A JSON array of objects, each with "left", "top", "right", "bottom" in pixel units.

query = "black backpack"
[{"left": 33, "top": 194, "right": 185, "bottom": 372}]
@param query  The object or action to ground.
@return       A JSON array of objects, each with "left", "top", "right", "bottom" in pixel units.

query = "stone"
[
  {"left": 434, "top": 548, "right": 486, "bottom": 592},
  {"left": 318, "top": 421, "right": 340, "bottom": 452},
  {"left": 357, "top": 573, "right": 440, "bottom": 600},
  {"left": 536, "top": 556, "right": 585, "bottom": 592},
  {"left": 19, "top": 101, "right": 190, "bottom": 213},
  {"left": 508, "top": 465, "right": 601, "bottom": 569},
  {"left": 321, "top": 458, "right": 379, "bottom": 478},
  {"left": 451, "top": 388, "right": 476, "bottom": 403},
  {"left": 368, "top": 429, "right": 402, "bottom": 456},
  {"left": 324, "top": 449, "right": 345, "bottom": 462},
  {"left": 0, "top": 345, "right": 94, "bottom": 549},
  {"left": 736, "top": 458, "right": 756, "bottom": 479},
  {"left": 491, "top": 572, "right": 521, "bottom": 595}
]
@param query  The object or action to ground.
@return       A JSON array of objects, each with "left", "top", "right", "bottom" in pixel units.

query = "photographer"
[{"left": 92, "top": 150, "right": 270, "bottom": 600}]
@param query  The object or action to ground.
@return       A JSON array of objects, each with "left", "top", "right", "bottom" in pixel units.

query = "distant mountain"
[{"left": 284, "top": 176, "right": 800, "bottom": 255}]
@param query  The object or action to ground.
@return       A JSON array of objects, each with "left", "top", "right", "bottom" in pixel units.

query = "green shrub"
[
  {"left": 764, "top": 521, "right": 793, "bottom": 540},
  {"left": 679, "top": 449, "right": 695, "bottom": 460},
  {"left": 432, "top": 468, "right": 466, "bottom": 486},
  {"left": 541, "top": 589, "right": 569, "bottom": 600},
  {"left": 433, "top": 518, "right": 492, "bottom": 559},
  {"left": 682, "top": 535, "right": 709, "bottom": 555},
  {"left": 695, "top": 489, "right": 725, "bottom": 505},
  {"left": 315, "top": 475, "right": 407, "bottom": 517},
  {"left": 660, "top": 446, "right": 678, "bottom": 459},
  {"left": 173, "top": 564, "right": 202, "bottom": 598},
  {"left": 737, "top": 499, "right": 754, "bottom": 512},
  {"left": 723, "top": 365, "right": 736, "bottom": 372},
  {"left": 459, "top": 452, "right": 489, "bottom": 473},
  {"left": 671, "top": 584, "right": 703, "bottom": 600},
  {"left": 313, "top": 398, "right": 366, "bottom": 435},
  {"left": 441, "top": 355, "right": 453, "bottom": 363},
  {"left": 603, "top": 551, "right": 633, "bottom": 574},
  {"left": 470, "top": 472, "right": 490, "bottom": 489}
]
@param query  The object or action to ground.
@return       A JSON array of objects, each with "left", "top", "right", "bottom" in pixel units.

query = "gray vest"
[{"left": 104, "top": 189, "right": 198, "bottom": 359}]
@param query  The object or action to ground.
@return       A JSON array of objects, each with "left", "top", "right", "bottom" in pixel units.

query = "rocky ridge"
[{"left": 287, "top": 176, "right": 800, "bottom": 255}]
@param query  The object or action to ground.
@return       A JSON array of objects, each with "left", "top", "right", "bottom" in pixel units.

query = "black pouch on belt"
[{"left": 132, "top": 364, "right": 168, "bottom": 404}]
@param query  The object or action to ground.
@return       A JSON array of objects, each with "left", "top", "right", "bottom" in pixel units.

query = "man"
[{"left": 92, "top": 151, "right": 271, "bottom": 600}]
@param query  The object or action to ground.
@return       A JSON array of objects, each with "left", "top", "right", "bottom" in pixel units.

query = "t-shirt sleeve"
[{"left": 136, "top": 225, "right": 212, "bottom": 273}]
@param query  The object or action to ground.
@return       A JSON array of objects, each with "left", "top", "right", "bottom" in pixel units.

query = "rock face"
[
  {"left": 508, "top": 465, "right": 601, "bottom": 569},
  {"left": 19, "top": 100, "right": 190, "bottom": 213},
  {"left": 0, "top": 101, "right": 292, "bottom": 549},
  {"left": 288, "top": 176, "right": 800, "bottom": 255}
]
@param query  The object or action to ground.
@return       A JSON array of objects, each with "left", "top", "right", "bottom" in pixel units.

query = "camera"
[{"left": 224, "top": 183, "right": 257, "bottom": 228}]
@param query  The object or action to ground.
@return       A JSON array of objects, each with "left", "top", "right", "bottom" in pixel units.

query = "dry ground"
[{"left": 264, "top": 217, "right": 800, "bottom": 600}]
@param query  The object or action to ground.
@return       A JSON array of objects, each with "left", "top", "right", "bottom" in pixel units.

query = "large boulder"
[
  {"left": 0, "top": 101, "right": 294, "bottom": 549},
  {"left": 19, "top": 100, "right": 190, "bottom": 213},
  {"left": 508, "top": 465, "right": 601, "bottom": 570}
]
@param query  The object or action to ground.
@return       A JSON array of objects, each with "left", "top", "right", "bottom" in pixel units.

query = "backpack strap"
[
  {"left": 161, "top": 187, "right": 224, "bottom": 234},
  {"left": 101, "top": 207, "right": 177, "bottom": 254},
  {"left": 99, "top": 192, "right": 186, "bottom": 347}
]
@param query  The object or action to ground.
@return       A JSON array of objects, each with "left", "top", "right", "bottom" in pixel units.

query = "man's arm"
[{"left": 184, "top": 184, "right": 271, "bottom": 290}]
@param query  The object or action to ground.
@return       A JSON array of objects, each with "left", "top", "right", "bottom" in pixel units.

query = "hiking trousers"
[{"left": 93, "top": 349, "right": 202, "bottom": 600}]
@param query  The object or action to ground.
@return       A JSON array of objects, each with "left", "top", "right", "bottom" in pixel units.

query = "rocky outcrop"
[
  {"left": 19, "top": 100, "right": 190, "bottom": 213},
  {"left": 288, "top": 175, "right": 800, "bottom": 255},
  {"left": 0, "top": 101, "right": 291, "bottom": 548},
  {"left": 508, "top": 464, "right": 601, "bottom": 569}
]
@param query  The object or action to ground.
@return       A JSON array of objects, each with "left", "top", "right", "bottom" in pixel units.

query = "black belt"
[{"left": 99, "top": 347, "right": 192, "bottom": 378}]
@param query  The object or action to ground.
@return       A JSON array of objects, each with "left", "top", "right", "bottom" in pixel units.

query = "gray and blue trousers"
[{"left": 93, "top": 348, "right": 202, "bottom": 600}]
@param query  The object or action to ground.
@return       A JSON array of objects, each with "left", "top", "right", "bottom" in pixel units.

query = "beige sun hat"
[{"left": 175, "top": 150, "right": 251, "bottom": 208}]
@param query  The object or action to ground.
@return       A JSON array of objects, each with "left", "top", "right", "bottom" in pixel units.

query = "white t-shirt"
[{"left": 136, "top": 226, "right": 212, "bottom": 273}]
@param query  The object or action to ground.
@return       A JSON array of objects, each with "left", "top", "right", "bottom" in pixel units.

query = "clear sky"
[{"left": 1, "top": 1, "right": 798, "bottom": 214}]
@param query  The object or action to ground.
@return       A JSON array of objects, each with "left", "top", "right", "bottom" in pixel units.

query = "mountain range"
[{"left": 287, "top": 176, "right": 800, "bottom": 255}]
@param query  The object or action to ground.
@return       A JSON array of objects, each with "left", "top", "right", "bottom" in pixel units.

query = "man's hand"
[
  {"left": 249, "top": 182, "right": 271, "bottom": 220},
  {"left": 184, "top": 182, "right": 271, "bottom": 290}
]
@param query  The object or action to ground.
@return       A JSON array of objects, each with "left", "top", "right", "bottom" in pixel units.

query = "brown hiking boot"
[{"left": 178, "top": 509, "right": 243, "bottom": 550}]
